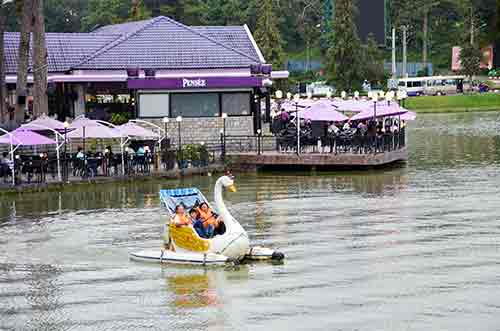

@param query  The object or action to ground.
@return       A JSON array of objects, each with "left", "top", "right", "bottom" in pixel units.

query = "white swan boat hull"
[
  {"left": 130, "top": 176, "right": 285, "bottom": 266},
  {"left": 130, "top": 249, "right": 229, "bottom": 265}
]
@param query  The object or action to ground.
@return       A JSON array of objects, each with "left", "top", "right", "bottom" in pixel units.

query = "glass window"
[
  {"left": 170, "top": 93, "right": 219, "bottom": 117},
  {"left": 139, "top": 93, "right": 170, "bottom": 117},
  {"left": 398, "top": 81, "right": 406, "bottom": 87},
  {"left": 222, "top": 93, "right": 251, "bottom": 116},
  {"left": 412, "top": 81, "right": 422, "bottom": 87}
]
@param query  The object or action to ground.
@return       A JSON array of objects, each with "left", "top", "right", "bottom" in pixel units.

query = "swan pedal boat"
[{"left": 130, "top": 175, "right": 285, "bottom": 266}]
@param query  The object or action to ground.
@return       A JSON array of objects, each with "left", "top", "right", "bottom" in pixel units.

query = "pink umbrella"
[
  {"left": 23, "top": 114, "right": 66, "bottom": 131},
  {"left": 117, "top": 122, "right": 159, "bottom": 138},
  {"left": 298, "top": 100, "right": 349, "bottom": 122},
  {"left": 66, "top": 125, "right": 122, "bottom": 139},
  {"left": 400, "top": 111, "right": 417, "bottom": 121},
  {"left": 0, "top": 128, "right": 56, "bottom": 146},
  {"left": 350, "top": 103, "right": 408, "bottom": 121}
]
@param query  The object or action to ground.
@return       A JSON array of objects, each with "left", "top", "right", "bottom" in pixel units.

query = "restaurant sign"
[{"left": 128, "top": 76, "right": 263, "bottom": 90}]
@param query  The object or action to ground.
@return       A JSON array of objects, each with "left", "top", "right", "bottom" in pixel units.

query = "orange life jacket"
[
  {"left": 197, "top": 207, "right": 217, "bottom": 228},
  {"left": 173, "top": 214, "right": 191, "bottom": 226}
]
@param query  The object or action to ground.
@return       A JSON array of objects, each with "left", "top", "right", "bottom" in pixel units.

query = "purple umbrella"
[
  {"left": 23, "top": 114, "right": 66, "bottom": 131},
  {"left": 350, "top": 103, "right": 408, "bottom": 121},
  {"left": 117, "top": 122, "right": 160, "bottom": 138},
  {"left": 0, "top": 128, "right": 56, "bottom": 146},
  {"left": 400, "top": 111, "right": 417, "bottom": 121},
  {"left": 298, "top": 100, "right": 349, "bottom": 122}
]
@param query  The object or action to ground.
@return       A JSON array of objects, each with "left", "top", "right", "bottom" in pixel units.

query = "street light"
[
  {"left": 162, "top": 116, "right": 169, "bottom": 146},
  {"left": 63, "top": 121, "right": 69, "bottom": 181},
  {"left": 293, "top": 93, "right": 301, "bottom": 155},
  {"left": 176, "top": 116, "right": 182, "bottom": 167},
  {"left": 257, "top": 128, "right": 262, "bottom": 155}
]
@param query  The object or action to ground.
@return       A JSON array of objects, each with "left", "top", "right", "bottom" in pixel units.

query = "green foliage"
[
  {"left": 362, "top": 34, "right": 386, "bottom": 85},
  {"left": 203, "top": 0, "right": 248, "bottom": 25},
  {"left": 326, "top": 0, "right": 364, "bottom": 92},
  {"left": 459, "top": 43, "right": 482, "bottom": 81},
  {"left": 110, "top": 112, "right": 129, "bottom": 125},
  {"left": 82, "top": 0, "right": 130, "bottom": 31},
  {"left": 254, "top": 0, "right": 285, "bottom": 68}
]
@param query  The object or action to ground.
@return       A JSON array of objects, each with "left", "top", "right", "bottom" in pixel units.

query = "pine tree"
[
  {"left": 362, "top": 34, "right": 386, "bottom": 85},
  {"left": 326, "top": 0, "right": 363, "bottom": 92},
  {"left": 254, "top": 0, "right": 285, "bottom": 68}
]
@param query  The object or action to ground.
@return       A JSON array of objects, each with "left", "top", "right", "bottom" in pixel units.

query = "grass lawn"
[{"left": 405, "top": 93, "right": 500, "bottom": 113}]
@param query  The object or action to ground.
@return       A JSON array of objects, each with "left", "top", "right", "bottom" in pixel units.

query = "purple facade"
[{"left": 127, "top": 77, "right": 263, "bottom": 90}]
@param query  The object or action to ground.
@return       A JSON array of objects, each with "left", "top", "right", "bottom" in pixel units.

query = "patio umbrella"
[
  {"left": 0, "top": 128, "right": 57, "bottom": 186},
  {"left": 332, "top": 99, "right": 372, "bottom": 113},
  {"left": 350, "top": 103, "right": 408, "bottom": 121},
  {"left": 23, "top": 114, "right": 66, "bottom": 131},
  {"left": 400, "top": 111, "right": 417, "bottom": 121},
  {"left": 297, "top": 100, "right": 349, "bottom": 122},
  {"left": 0, "top": 128, "right": 56, "bottom": 145},
  {"left": 117, "top": 122, "right": 160, "bottom": 138}
]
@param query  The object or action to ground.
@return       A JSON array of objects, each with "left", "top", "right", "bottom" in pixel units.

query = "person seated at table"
[
  {"left": 343, "top": 120, "right": 351, "bottom": 131},
  {"left": 76, "top": 147, "right": 85, "bottom": 160},
  {"left": 172, "top": 204, "right": 191, "bottom": 227},
  {"left": 136, "top": 146, "right": 146, "bottom": 157},
  {"left": 0, "top": 152, "right": 8, "bottom": 165},
  {"left": 327, "top": 121, "right": 339, "bottom": 136},
  {"left": 357, "top": 121, "right": 368, "bottom": 136}
]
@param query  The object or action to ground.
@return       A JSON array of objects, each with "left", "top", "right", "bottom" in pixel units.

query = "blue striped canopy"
[{"left": 160, "top": 188, "right": 210, "bottom": 216}]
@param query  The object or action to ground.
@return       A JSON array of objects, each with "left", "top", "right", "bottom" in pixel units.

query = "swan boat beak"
[{"left": 228, "top": 184, "right": 237, "bottom": 193}]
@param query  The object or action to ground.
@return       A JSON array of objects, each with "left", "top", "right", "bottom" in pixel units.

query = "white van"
[{"left": 397, "top": 77, "right": 426, "bottom": 97}]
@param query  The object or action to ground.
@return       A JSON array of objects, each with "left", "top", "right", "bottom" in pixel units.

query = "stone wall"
[{"left": 148, "top": 116, "right": 255, "bottom": 148}]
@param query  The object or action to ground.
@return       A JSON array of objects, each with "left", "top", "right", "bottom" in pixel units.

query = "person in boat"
[
  {"left": 172, "top": 204, "right": 191, "bottom": 227},
  {"left": 189, "top": 208, "right": 212, "bottom": 239},
  {"left": 197, "top": 202, "right": 224, "bottom": 238}
]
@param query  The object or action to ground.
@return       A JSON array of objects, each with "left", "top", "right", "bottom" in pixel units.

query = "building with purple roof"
[{"left": 3, "top": 16, "right": 288, "bottom": 140}]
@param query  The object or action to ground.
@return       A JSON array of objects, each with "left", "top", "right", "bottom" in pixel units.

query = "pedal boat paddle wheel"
[{"left": 130, "top": 175, "right": 285, "bottom": 265}]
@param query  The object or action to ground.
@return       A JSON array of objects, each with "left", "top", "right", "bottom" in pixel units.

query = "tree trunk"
[
  {"left": 32, "top": 0, "right": 48, "bottom": 117},
  {"left": 0, "top": 6, "right": 6, "bottom": 125},
  {"left": 15, "top": 0, "right": 34, "bottom": 124},
  {"left": 422, "top": 8, "right": 428, "bottom": 72}
]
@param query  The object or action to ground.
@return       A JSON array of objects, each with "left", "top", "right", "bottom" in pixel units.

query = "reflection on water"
[
  {"left": 167, "top": 272, "right": 219, "bottom": 309},
  {"left": 1, "top": 111, "right": 500, "bottom": 330}
]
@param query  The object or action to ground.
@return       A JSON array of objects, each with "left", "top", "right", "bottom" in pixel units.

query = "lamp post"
[
  {"left": 63, "top": 121, "right": 69, "bottom": 181},
  {"left": 257, "top": 129, "right": 262, "bottom": 155},
  {"left": 220, "top": 128, "right": 225, "bottom": 162},
  {"left": 176, "top": 116, "right": 182, "bottom": 167},
  {"left": 293, "top": 93, "right": 301, "bottom": 155},
  {"left": 162, "top": 117, "right": 169, "bottom": 170}
]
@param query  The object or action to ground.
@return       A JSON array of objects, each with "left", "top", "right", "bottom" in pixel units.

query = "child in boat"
[
  {"left": 189, "top": 209, "right": 212, "bottom": 239},
  {"left": 172, "top": 204, "right": 191, "bottom": 227},
  {"left": 197, "top": 202, "right": 219, "bottom": 238}
]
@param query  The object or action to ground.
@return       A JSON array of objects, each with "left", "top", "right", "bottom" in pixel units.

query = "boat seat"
[{"left": 169, "top": 223, "right": 210, "bottom": 253}]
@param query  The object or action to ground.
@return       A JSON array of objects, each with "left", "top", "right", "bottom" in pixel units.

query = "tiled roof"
[
  {"left": 192, "top": 26, "right": 261, "bottom": 62},
  {"left": 75, "top": 16, "right": 261, "bottom": 70},
  {"left": 3, "top": 33, "right": 120, "bottom": 73},
  {"left": 92, "top": 19, "right": 152, "bottom": 35},
  {"left": 3, "top": 16, "right": 263, "bottom": 74}
]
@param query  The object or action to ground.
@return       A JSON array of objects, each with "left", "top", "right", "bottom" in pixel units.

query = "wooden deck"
[{"left": 228, "top": 147, "right": 408, "bottom": 169}]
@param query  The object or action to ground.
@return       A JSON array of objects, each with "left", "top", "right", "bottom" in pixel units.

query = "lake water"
[{"left": 1, "top": 112, "right": 500, "bottom": 330}]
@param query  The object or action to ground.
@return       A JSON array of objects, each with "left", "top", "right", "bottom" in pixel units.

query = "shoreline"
[{"left": 0, "top": 164, "right": 224, "bottom": 196}]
